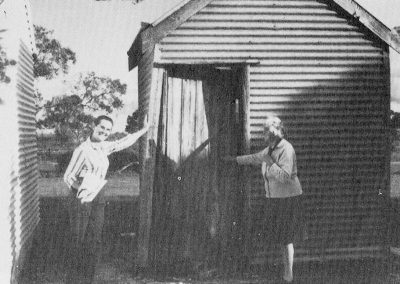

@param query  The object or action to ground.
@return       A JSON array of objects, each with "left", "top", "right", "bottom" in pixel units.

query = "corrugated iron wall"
[
  {"left": 10, "top": 41, "right": 40, "bottom": 269},
  {"left": 155, "top": 0, "right": 390, "bottom": 262},
  {"left": 0, "top": 1, "right": 39, "bottom": 280}
]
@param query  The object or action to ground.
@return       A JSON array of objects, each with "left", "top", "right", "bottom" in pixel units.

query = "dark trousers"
[{"left": 66, "top": 189, "right": 105, "bottom": 284}]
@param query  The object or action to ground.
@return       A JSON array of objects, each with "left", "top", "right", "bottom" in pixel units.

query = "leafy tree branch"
[
  {"left": 0, "top": 44, "right": 16, "bottom": 84},
  {"left": 71, "top": 72, "right": 126, "bottom": 113},
  {"left": 38, "top": 72, "right": 127, "bottom": 142},
  {"left": 33, "top": 25, "right": 76, "bottom": 79}
]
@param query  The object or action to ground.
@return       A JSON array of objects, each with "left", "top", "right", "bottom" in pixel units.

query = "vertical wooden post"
[
  {"left": 382, "top": 47, "right": 391, "bottom": 197},
  {"left": 382, "top": 47, "right": 392, "bottom": 260},
  {"left": 137, "top": 67, "right": 165, "bottom": 269},
  {"left": 242, "top": 65, "right": 251, "bottom": 159},
  {"left": 241, "top": 65, "right": 252, "bottom": 264}
]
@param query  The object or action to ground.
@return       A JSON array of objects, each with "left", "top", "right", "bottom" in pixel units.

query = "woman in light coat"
[{"left": 224, "top": 116, "right": 303, "bottom": 283}]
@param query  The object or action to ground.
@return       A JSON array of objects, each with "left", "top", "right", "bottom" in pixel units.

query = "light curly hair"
[{"left": 264, "top": 115, "right": 285, "bottom": 138}]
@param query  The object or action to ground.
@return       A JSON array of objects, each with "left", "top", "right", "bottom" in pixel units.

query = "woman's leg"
[
  {"left": 82, "top": 200, "right": 106, "bottom": 282},
  {"left": 66, "top": 192, "right": 92, "bottom": 284},
  {"left": 282, "top": 243, "right": 294, "bottom": 282}
]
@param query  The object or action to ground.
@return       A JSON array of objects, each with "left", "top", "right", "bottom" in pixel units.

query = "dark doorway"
[{"left": 149, "top": 65, "right": 247, "bottom": 274}]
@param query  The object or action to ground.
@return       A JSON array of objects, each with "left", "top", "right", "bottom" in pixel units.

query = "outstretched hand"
[
  {"left": 143, "top": 115, "right": 149, "bottom": 131},
  {"left": 222, "top": 155, "right": 236, "bottom": 163}
]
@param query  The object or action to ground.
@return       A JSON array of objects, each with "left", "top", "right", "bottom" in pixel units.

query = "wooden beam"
[
  {"left": 128, "top": 22, "right": 152, "bottom": 70},
  {"left": 382, "top": 47, "right": 391, "bottom": 198},
  {"left": 154, "top": 59, "right": 260, "bottom": 67},
  {"left": 141, "top": 26, "right": 155, "bottom": 56},
  {"left": 136, "top": 67, "right": 165, "bottom": 269},
  {"left": 150, "top": 0, "right": 214, "bottom": 45},
  {"left": 330, "top": 0, "right": 400, "bottom": 54},
  {"left": 242, "top": 65, "right": 251, "bottom": 155},
  {"left": 381, "top": 47, "right": 391, "bottom": 258},
  {"left": 240, "top": 65, "right": 252, "bottom": 265}
]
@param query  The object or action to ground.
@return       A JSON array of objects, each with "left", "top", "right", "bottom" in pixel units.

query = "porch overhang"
[
  {"left": 153, "top": 59, "right": 261, "bottom": 68},
  {"left": 127, "top": 22, "right": 152, "bottom": 70}
]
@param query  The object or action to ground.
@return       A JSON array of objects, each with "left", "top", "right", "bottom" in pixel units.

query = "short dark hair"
[{"left": 94, "top": 115, "right": 113, "bottom": 126}]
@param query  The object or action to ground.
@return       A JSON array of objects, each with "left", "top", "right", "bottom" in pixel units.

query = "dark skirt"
[{"left": 263, "top": 195, "right": 304, "bottom": 246}]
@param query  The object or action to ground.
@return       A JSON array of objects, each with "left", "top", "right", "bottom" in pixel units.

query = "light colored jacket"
[
  {"left": 64, "top": 128, "right": 147, "bottom": 190},
  {"left": 236, "top": 139, "right": 302, "bottom": 198}
]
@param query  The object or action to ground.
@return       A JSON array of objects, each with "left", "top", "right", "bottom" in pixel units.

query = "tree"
[
  {"left": 33, "top": 25, "right": 76, "bottom": 79},
  {"left": 125, "top": 109, "right": 142, "bottom": 133},
  {"left": 0, "top": 44, "right": 16, "bottom": 84},
  {"left": 390, "top": 110, "right": 400, "bottom": 129},
  {"left": 33, "top": 25, "right": 127, "bottom": 142},
  {"left": 33, "top": 25, "right": 77, "bottom": 112},
  {"left": 38, "top": 72, "right": 127, "bottom": 142},
  {"left": 390, "top": 110, "right": 400, "bottom": 150},
  {"left": 70, "top": 72, "right": 127, "bottom": 113},
  {"left": 35, "top": 89, "right": 44, "bottom": 109},
  {"left": 39, "top": 95, "right": 94, "bottom": 142}
]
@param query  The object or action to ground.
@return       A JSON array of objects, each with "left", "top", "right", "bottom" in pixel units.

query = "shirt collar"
[
  {"left": 86, "top": 137, "right": 103, "bottom": 150},
  {"left": 268, "top": 138, "right": 284, "bottom": 154},
  {"left": 275, "top": 138, "right": 284, "bottom": 149}
]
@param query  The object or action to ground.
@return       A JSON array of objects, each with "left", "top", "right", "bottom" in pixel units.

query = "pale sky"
[
  {"left": 31, "top": 0, "right": 181, "bottom": 131},
  {"left": 31, "top": 0, "right": 400, "bottom": 131}
]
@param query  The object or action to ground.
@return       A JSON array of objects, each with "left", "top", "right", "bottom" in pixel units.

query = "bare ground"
[{"left": 20, "top": 176, "right": 400, "bottom": 283}]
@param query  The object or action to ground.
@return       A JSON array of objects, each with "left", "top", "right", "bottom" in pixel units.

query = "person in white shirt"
[{"left": 63, "top": 115, "right": 148, "bottom": 283}]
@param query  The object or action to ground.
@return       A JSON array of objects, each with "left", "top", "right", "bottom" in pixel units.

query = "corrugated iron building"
[
  {"left": 0, "top": 0, "right": 39, "bottom": 282},
  {"left": 128, "top": 0, "right": 400, "bottom": 271}
]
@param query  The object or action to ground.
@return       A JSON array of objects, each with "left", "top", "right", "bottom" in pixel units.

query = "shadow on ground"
[
  {"left": 20, "top": 197, "right": 138, "bottom": 284},
  {"left": 20, "top": 197, "right": 400, "bottom": 284}
]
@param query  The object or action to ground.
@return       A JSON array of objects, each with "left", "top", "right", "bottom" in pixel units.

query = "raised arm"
[{"left": 106, "top": 126, "right": 149, "bottom": 154}]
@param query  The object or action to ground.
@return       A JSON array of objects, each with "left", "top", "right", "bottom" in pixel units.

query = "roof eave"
[
  {"left": 127, "top": 0, "right": 214, "bottom": 70},
  {"left": 127, "top": 22, "right": 153, "bottom": 70},
  {"left": 331, "top": 0, "right": 400, "bottom": 54}
]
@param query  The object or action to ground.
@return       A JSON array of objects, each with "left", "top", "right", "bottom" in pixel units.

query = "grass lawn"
[{"left": 38, "top": 172, "right": 140, "bottom": 199}]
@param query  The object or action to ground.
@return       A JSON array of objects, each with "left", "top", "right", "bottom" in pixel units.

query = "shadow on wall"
[{"left": 278, "top": 61, "right": 389, "bottom": 254}]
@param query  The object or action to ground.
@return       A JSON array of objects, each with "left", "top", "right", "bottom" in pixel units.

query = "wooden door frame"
[
  {"left": 240, "top": 65, "right": 253, "bottom": 266},
  {"left": 137, "top": 62, "right": 255, "bottom": 270}
]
